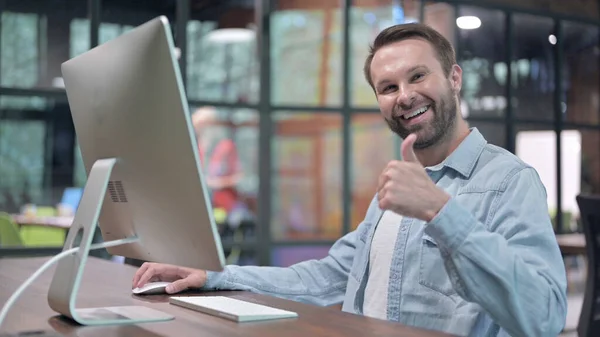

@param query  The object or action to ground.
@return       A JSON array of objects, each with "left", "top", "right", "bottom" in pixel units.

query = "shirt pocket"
[{"left": 419, "top": 234, "right": 457, "bottom": 297}]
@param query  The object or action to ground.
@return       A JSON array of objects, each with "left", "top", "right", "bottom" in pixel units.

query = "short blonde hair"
[{"left": 191, "top": 106, "right": 217, "bottom": 130}]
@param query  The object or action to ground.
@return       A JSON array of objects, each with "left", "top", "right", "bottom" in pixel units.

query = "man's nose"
[{"left": 396, "top": 84, "right": 415, "bottom": 109}]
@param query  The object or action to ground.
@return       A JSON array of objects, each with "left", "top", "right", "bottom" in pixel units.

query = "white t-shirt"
[{"left": 362, "top": 210, "right": 403, "bottom": 320}]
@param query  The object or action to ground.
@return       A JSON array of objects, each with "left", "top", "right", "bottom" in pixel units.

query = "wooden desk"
[
  {"left": 0, "top": 257, "right": 453, "bottom": 337},
  {"left": 11, "top": 214, "right": 73, "bottom": 229},
  {"left": 556, "top": 233, "right": 586, "bottom": 255}
]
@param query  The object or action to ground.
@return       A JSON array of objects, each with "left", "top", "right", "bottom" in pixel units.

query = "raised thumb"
[
  {"left": 165, "top": 279, "right": 190, "bottom": 294},
  {"left": 401, "top": 134, "right": 419, "bottom": 163}
]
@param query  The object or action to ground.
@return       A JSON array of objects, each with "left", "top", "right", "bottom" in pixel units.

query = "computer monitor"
[{"left": 46, "top": 16, "right": 225, "bottom": 326}]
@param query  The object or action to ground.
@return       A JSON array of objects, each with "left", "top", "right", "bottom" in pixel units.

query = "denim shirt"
[{"left": 204, "top": 128, "right": 568, "bottom": 337}]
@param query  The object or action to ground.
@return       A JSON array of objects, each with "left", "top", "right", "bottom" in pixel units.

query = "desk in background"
[
  {"left": 0, "top": 257, "right": 453, "bottom": 337},
  {"left": 11, "top": 214, "right": 73, "bottom": 229},
  {"left": 556, "top": 233, "right": 586, "bottom": 255}
]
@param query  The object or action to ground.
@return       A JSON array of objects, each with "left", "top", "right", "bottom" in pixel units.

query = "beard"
[{"left": 385, "top": 88, "right": 458, "bottom": 150}]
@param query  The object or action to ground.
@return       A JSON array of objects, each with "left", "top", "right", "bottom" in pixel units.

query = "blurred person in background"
[
  {"left": 191, "top": 106, "right": 243, "bottom": 216},
  {"left": 191, "top": 107, "right": 254, "bottom": 264}
]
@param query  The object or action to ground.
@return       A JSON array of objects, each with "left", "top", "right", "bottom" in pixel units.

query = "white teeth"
[{"left": 402, "top": 106, "right": 429, "bottom": 119}]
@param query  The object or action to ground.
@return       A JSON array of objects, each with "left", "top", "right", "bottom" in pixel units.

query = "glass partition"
[{"left": 271, "top": 111, "right": 343, "bottom": 241}]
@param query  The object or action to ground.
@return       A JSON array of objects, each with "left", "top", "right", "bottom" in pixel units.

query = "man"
[
  {"left": 132, "top": 23, "right": 567, "bottom": 337},
  {"left": 191, "top": 106, "right": 242, "bottom": 214}
]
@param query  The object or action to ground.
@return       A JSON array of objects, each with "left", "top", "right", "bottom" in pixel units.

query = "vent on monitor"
[{"left": 107, "top": 181, "right": 128, "bottom": 203}]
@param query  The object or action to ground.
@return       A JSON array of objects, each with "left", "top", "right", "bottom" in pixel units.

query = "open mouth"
[{"left": 402, "top": 105, "right": 430, "bottom": 120}]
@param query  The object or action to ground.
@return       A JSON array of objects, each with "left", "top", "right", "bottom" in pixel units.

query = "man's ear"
[{"left": 450, "top": 64, "right": 462, "bottom": 94}]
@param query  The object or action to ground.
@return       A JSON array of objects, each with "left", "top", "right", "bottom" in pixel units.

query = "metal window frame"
[{"left": 2, "top": 0, "right": 600, "bottom": 259}]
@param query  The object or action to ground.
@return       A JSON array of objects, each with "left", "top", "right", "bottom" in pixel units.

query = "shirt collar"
[{"left": 425, "top": 127, "right": 487, "bottom": 178}]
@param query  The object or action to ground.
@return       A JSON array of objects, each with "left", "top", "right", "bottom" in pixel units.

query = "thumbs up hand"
[
  {"left": 400, "top": 133, "right": 420, "bottom": 164},
  {"left": 377, "top": 134, "right": 450, "bottom": 222}
]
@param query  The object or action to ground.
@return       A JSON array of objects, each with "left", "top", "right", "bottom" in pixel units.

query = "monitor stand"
[{"left": 47, "top": 158, "right": 174, "bottom": 326}]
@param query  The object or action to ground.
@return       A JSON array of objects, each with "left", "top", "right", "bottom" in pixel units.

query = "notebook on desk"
[{"left": 169, "top": 296, "right": 298, "bottom": 323}]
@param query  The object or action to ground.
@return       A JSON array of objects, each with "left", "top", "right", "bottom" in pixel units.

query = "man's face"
[{"left": 370, "top": 39, "right": 461, "bottom": 149}]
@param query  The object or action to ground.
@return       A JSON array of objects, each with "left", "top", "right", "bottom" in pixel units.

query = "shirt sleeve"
[
  {"left": 201, "top": 197, "right": 380, "bottom": 306},
  {"left": 424, "top": 167, "right": 568, "bottom": 337},
  {"left": 202, "top": 230, "right": 356, "bottom": 306}
]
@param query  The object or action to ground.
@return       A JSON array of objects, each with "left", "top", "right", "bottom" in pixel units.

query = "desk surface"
[
  {"left": 0, "top": 257, "right": 452, "bottom": 337},
  {"left": 11, "top": 214, "right": 73, "bottom": 229},
  {"left": 555, "top": 233, "right": 586, "bottom": 255}
]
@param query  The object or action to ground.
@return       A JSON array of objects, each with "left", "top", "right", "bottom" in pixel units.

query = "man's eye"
[
  {"left": 412, "top": 73, "right": 425, "bottom": 81},
  {"left": 382, "top": 85, "right": 396, "bottom": 93}
]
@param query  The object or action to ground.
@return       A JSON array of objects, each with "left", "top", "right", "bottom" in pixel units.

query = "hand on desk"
[{"left": 132, "top": 262, "right": 207, "bottom": 294}]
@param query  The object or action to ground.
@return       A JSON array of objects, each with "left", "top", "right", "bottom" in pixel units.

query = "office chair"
[
  {"left": 0, "top": 212, "right": 24, "bottom": 247},
  {"left": 576, "top": 194, "right": 600, "bottom": 337}
]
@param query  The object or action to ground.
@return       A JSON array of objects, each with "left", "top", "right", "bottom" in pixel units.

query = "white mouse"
[{"left": 132, "top": 281, "right": 171, "bottom": 295}]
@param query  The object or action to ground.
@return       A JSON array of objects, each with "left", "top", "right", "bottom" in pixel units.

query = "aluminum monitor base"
[{"left": 47, "top": 158, "right": 174, "bottom": 326}]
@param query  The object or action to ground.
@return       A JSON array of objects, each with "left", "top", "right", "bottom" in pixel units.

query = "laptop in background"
[{"left": 60, "top": 187, "right": 83, "bottom": 212}]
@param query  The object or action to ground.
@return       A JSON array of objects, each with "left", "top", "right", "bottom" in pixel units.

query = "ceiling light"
[
  {"left": 205, "top": 28, "right": 255, "bottom": 44},
  {"left": 548, "top": 34, "right": 557, "bottom": 45},
  {"left": 52, "top": 77, "right": 65, "bottom": 88},
  {"left": 456, "top": 16, "right": 481, "bottom": 30}
]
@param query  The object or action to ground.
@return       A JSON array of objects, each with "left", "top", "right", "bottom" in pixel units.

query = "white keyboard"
[{"left": 169, "top": 296, "right": 298, "bottom": 322}]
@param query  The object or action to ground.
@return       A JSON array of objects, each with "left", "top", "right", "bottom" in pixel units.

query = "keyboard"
[{"left": 169, "top": 296, "right": 298, "bottom": 323}]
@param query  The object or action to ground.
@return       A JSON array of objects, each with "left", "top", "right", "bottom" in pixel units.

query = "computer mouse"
[{"left": 132, "top": 281, "right": 171, "bottom": 295}]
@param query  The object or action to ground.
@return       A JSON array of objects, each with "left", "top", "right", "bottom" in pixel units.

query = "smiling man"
[{"left": 132, "top": 23, "right": 567, "bottom": 337}]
